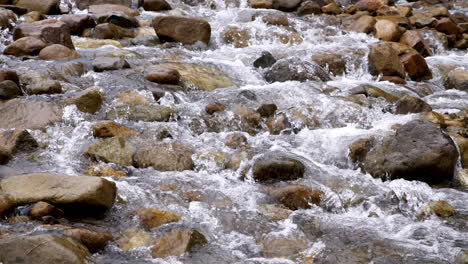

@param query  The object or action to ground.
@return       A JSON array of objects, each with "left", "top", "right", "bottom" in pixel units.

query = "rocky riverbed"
[{"left": 0, "top": 0, "right": 467, "bottom": 263}]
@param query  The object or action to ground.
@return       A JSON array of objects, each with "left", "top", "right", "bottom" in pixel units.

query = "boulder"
[
  {"left": 142, "top": 0, "right": 171, "bottom": 11},
  {"left": 224, "top": 133, "right": 248, "bottom": 148},
  {"left": 321, "top": 2, "right": 341, "bottom": 15},
  {"left": 355, "top": 0, "right": 386, "bottom": 12},
  {"left": 151, "top": 229, "right": 207, "bottom": 258},
  {"left": 374, "top": 19, "right": 401, "bottom": 41},
  {"left": 63, "top": 227, "right": 113, "bottom": 253},
  {"left": 253, "top": 51, "right": 277, "bottom": 68},
  {"left": 14, "top": 0, "right": 59, "bottom": 14},
  {"left": 85, "top": 136, "right": 136, "bottom": 166},
  {"left": 0, "top": 146, "right": 11, "bottom": 164},
  {"left": 312, "top": 53, "right": 346, "bottom": 76},
  {"left": 426, "top": 201, "right": 455, "bottom": 217},
  {"left": 205, "top": 102, "right": 226, "bottom": 114},
  {"left": 445, "top": 69, "right": 468, "bottom": 91},
  {"left": 0, "top": 69, "right": 19, "bottom": 85},
  {"left": 348, "top": 15, "right": 376, "bottom": 33},
  {"left": 134, "top": 141, "right": 194, "bottom": 171},
  {"left": 106, "top": 104, "right": 176, "bottom": 122},
  {"left": 92, "top": 23, "right": 134, "bottom": 39},
  {"left": 362, "top": 120, "right": 458, "bottom": 184},
  {"left": 266, "top": 113, "right": 291, "bottom": 135},
  {"left": 0, "top": 129, "right": 38, "bottom": 154},
  {"left": 30, "top": 201, "right": 59, "bottom": 218},
  {"left": 297, "top": 0, "right": 321, "bottom": 16},
  {"left": 152, "top": 16, "right": 211, "bottom": 45},
  {"left": 368, "top": 42, "right": 405, "bottom": 78},
  {"left": 0, "top": 8, "right": 16, "bottom": 29},
  {"left": 252, "top": 152, "right": 305, "bottom": 182},
  {"left": 76, "top": 0, "right": 133, "bottom": 10},
  {"left": 0, "top": 235, "right": 91, "bottom": 264},
  {"left": 60, "top": 15, "right": 96, "bottom": 36},
  {"left": 97, "top": 12, "right": 139, "bottom": 28},
  {"left": 22, "top": 10, "right": 44, "bottom": 23},
  {"left": 399, "top": 30, "right": 431, "bottom": 57},
  {"left": 273, "top": 0, "right": 301, "bottom": 11},
  {"left": 261, "top": 14, "right": 289, "bottom": 26},
  {"left": 250, "top": 0, "right": 273, "bottom": 9},
  {"left": 0, "top": 99, "right": 62, "bottom": 130},
  {"left": 26, "top": 79, "right": 62, "bottom": 95},
  {"left": 0, "top": 173, "right": 116, "bottom": 211},
  {"left": 13, "top": 19, "right": 74, "bottom": 49},
  {"left": 145, "top": 69, "right": 181, "bottom": 84},
  {"left": 3, "top": 36, "right": 46, "bottom": 56},
  {"left": 264, "top": 58, "right": 331, "bottom": 83},
  {"left": 92, "top": 121, "right": 139, "bottom": 138},
  {"left": 435, "top": 17, "right": 460, "bottom": 35},
  {"left": 409, "top": 12, "right": 436, "bottom": 28},
  {"left": 394, "top": 95, "right": 432, "bottom": 114},
  {"left": 348, "top": 136, "right": 375, "bottom": 163},
  {"left": 93, "top": 57, "right": 130, "bottom": 72},
  {"left": 65, "top": 88, "right": 103, "bottom": 114},
  {"left": 269, "top": 185, "right": 322, "bottom": 210},
  {"left": 0, "top": 80, "right": 22, "bottom": 99},
  {"left": 0, "top": 193, "right": 14, "bottom": 216},
  {"left": 39, "top": 44, "right": 81, "bottom": 60},
  {"left": 257, "top": 104, "right": 277, "bottom": 117},
  {"left": 399, "top": 51, "right": 432, "bottom": 81},
  {"left": 137, "top": 208, "right": 181, "bottom": 229}
]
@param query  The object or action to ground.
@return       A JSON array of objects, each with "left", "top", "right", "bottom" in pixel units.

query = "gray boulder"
[{"left": 264, "top": 58, "right": 331, "bottom": 83}]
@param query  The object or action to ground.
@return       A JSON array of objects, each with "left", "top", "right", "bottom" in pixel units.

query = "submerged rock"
[
  {"left": 137, "top": 208, "right": 181, "bottom": 229},
  {"left": 85, "top": 136, "right": 136, "bottom": 166},
  {"left": 145, "top": 68, "right": 181, "bottom": 85},
  {"left": 134, "top": 141, "right": 194, "bottom": 171},
  {"left": 252, "top": 152, "right": 305, "bottom": 183},
  {"left": 269, "top": 185, "right": 322, "bottom": 210},
  {"left": 394, "top": 95, "right": 432, "bottom": 114},
  {"left": 64, "top": 88, "right": 104, "bottom": 114},
  {"left": 0, "top": 99, "right": 62, "bottom": 130},
  {"left": 106, "top": 104, "right": 176, "bottom": 122},
  {"left": 445, "top": 69, "right": 468, "bottom": 91},
  {"left": 151, "top": 229, "right": 207, "bottom": 258},
  {"left": 63, "top": 227, "right": 113, "bottom": 253},
  {"left": 0, "top": 129, "right": 38, "bottom": 155},
  {"left": 362, "top": 120, "right": 458, "bottom": 184},
  {"left": 92, "top": 121, "right": 139, "bottom": 138},
  {"left": 152, "top": 16, "right": 211, "bottom": 45},
  {"left": 264, "top": 58, "right": 331, "bottom": 83},
  {"left": 93, "top": 57, "right": 130, "bottom": 72},
  {"left": 253, "top": 51, "right": 277, "bottom": 68}
]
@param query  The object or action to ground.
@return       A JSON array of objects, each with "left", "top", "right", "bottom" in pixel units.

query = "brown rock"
[
  {"left": 261, "top": 14, "right": 289, "bottom": 26},
  {"left": 252, "top": 152, "right": 305, "bottom": 183},
  {"left": 39, "top": 44, "right": 81, "bottom": 60},
  {"left": 134, "top": 141, "right": 194, "bottom": 171},
  {"left": 60, "top": 15, "right": 96, "bottom": 36},
  {"left": 13, "top": 19, "right": 74, "bottom": 49},
  {"left": 92, "top": 121, "right": 139, "bottom": 138},
  {"left": 153, "top": 16, "right": 211, "bottom": 45},
  {"left": 0, "top": 99, "right": 62, "bottom": 130},
  {"left": 266, "top": 113, "right": 290, "bottom": 135},
  {"left": 0, "top": 147, "right": 10, "bottom": 164},
  {"left": 426, "top": 201, "right": 455, "bottom": 217},
  {"left": 84, "top": 137, "right": 136, "bottom": 166},
  {"left": 3, "top": 36, "right": 46, "bottom": 56},
  {"left": 88, "top": 3, "right": 137, "bottom": 16},
  {"left": 0, "top": 193, "right": 14, "bottom": 217},
  {"left": 26, "top": 80, "right": 62, "bottom": 95},
  {"left": 396, "top": 6, "right": 412, "bottom": 17},
  {"left": 451, "top": 135, "right": 468, "bottom": 168},
  {"left": 92, "top": 23, "right": 134, "bottom": 39},
  {"left": 137, "top": 208, "right": 181, "bottom": 229},
  {"left": 224, "top": 133, "right": 248, "bottom": 148},
  {"left": 349, "top": 136, "right": 375, "bottom": 163},
  {"left": 399, "top": 30, "right": 431, "bottom": 57},
  {"left": 312, "top": 53, "right": 346, "bottom": 76},
  {"left": 142, "top": 0, "right": 171, "bottom": 11},
  {"left": 394, "top": 95, "right": 432, "bottom": 114},
  {"left": 86, "top": 166, "right": 127, "bottom": 178},
  {"left": 380, "top": 76, "right": 406, "bottom": 84},
  {"left": 23, "top": 11, "right": 44, "bottom": 23},
  {"left": 0, "top": 80, "right": 22, "bottom": 99},
  {"left": 205, "top": 103, "right": 226, "bottom": 114},
  {"left": 0, "top": 69, "right": 19, "bottom": 86},
  {"left": 0, "top": 129, "right": 38, "bottom": 154},
  {"left": 374, "top": 19, "right": 401, "bottom": 41},
  {"left": 399, "top": 51, "right": 432, "bottom": 81},
  {"left": 0, "top": 8, "right": 16, "bottom": 29},
  {"left": 261, "top": 237, "right": 308, "bottom": 258},
  {"left": 67, "top": 88, "right": 104, "bottom": 114},
  {"left": 30, "top": 201, "right": 58, "bottom": 218},
  {"left": 348, "top": 15, "right": 376, "bottom": 33},
  {"left": 63, "top": 227, "right": 113, "bottom": 253},
  {"left": 409, "top": 12, "right": 436, "bottom": 28},
  {"left": 297, "top": 0, "right": 321, "bottom": 16},
  {"left": 257, "top": 104, "right": 277, "bottom": 117},
  {"left": 223, "top": 26, "right": 250, "bottom": 48},
  {"left": 151, "top": 229, "right": 207, "bottom": 258},
  {"left": 14, "top": 0, "right": 59, "bottom": 14},
  {"left": 250, "top": 0, "right": 273, "bottom": 9},
  {"left": 269, "top": 185, "right": 322, "bottom": 210},
  {"left": 145, "top": 69, "right": 181, "bottom": 84},
  {"left": 445, "top": 69, "right": 468, "bottom": 91},
  {"left": 355, "top": 0, "right": 386, "bottom": 12},
  {"left": 376, "top": 6, "right": 399, "bottom": 16},
  {"left": 368, "top": 42, "right": 405, "bottom": 78},
  {"left": 321, "top": 2, "right": 341, "bottom": 15},
  {"left": 435, "top": 18, "right": 460, "bottom": 35}
]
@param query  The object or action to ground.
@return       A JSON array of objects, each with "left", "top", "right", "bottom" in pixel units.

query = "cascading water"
[{"left": 0, "top": 0, "right": 467, "bottom": 263}]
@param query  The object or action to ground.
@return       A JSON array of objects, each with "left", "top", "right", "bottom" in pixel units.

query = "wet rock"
[
  {"left": 399, "top": 51, "right": 432, "bottom": 81},
  {"left": 86, "top": 165, "right": 127, "bottom": 178},
  {"left": 264, "top": 58, "right": 331, "bottom": 83},
  {"left": 78, "top": 1, "right": 133, "bottom": 10},
  {"left": 0, "top": 8, "right": 16, "bottom": 29},
  {"left": 145, "top": 68, "right": 181, "bottom": 85},
  {"left": 97, "top": 12, "right": 139, "bottom": 28},
  {"left": 39, "top": 44, "right": 81, "bottom": 60},
  {"left": 409, "top": 12, "right": 436, "bottom": 28},
  {"left": 374, "top": 19, "right": 401, "bottom": 41},
  {"left": 142, "top": 0, "right": 171, "bottom": 11},
  {"left": 355, "top": 0, "right": 386, "bottom": 12},
  {"left": 455, "top": 251, "right": 468, "bottom": 264},
  {"left": 26, "top": 79, "right": 62, "bottom": 95},
  {"left": 117, "top": 90, "right": 150, "bottom": 105},
  {"left": 92, "top": 23, "right": 134, "bottom": 39},
  {"left": 350, "top": 84, "right": 399, "bottom": 103},
  {"left": 424, "top": 201, "right": 455, "bottom": 217},
  {"left": 0, "top": 129, "right": 38, "bottom": 155},
  {"left": 85, "top": 136, "right": 136, "bottom": 166},
  {"left": 151, "top": 229, "right": 207, "bottom": 258},
  {"left": 0, "top": 193, "right": 14, "bottom": 217},
  {"left": 0, "top": 146, "right": 11, "bottom": 164},
  {"left": 312, "top": 53, "right": 346, "bottom": 76},
  {"left": 93, "top": 57, "right": 130, "bottom": 72},
  {"left": 261, "top": 236, "right": 308, "bottom": 258},
  {"left": 0, "top": 99, "right": 62, "bottom": 130},
  {"left": 13, "top": 19, "right": 74, "bottom": 49},
  {"left": 152, "top": 16, "right": 211, "bottom": 45},
  {"left": 362, "top": 120, "right": 458, "bottom": 184},
  {"left": 322, "top": 2, "right": 341, "bottom": 15},
  {"left": 250, "top": 0, "right": 273, "bottom": 9},
  {"left": 238, "top": 90, "right": 257, "bottom": 100},
  {"left": 261, "top": 14, "right": 289, "bottom": 26},
  {"left": 396, "top": 6, "right": 412, "bottom": 17},
  {"left": 253, "top": 51, "right": 277, "bottom": 68},
  {"left": 134, "top": 141, "right": 194, "bottom": 171},
  {"left": 445, "top": 69, "right": 468, "bottom": 91},
  {"left": 266, "top": 113, "right": 291, "bottom": 135},
  {"left": 348, "top": 15, "right": 376, "bottom": 33},
  {"left": 223, "top": 26, "right": 250, "bottom": 48},
  {"left": 349, "top": 136, "right": 375, "bottom": 163},
  {"left": 73, "top": 38, "right": 123, "bottom": 49},
  {"left": 257, "top": 104, "right": 277, "bottom": 117},
  {"left": 205, "top": 102, "right": 226, "bottom": 114},
  {"left": 376, "top": 6, "right": 399, "bottom": 16},
  {"left": 0, "top": 173, "right": 116, "bottom": 211},
  {"left": 137, "top": 208, "right": 181, "bottom": 229},
  {"left": 297, "top": 0, "right": 322, "bottom": 16},
  {"left": 394, "top": 95, "right": 432, "bottom": 114},
  {"left": 106, "top": 104, "right": 176, "bottom": 122},
  {"left": 399, "top": 30, "right": 431, "bottom": 57},
  {"left": 368, "top": 42, "right": 405, "bottom": 78},
  {"left": 0, "top": 69, "right": 19, "bottom": 85},
  {"left": 258, "top": 204, "right": 292, "bottom": 220},
  {"left": 3, "top": 36, "right": 46, "bottom": 56},
  {"left": 66, "top": 88, "right": 103, "bottom": 114},
  {"left": 451, "top": 134, "right": 468, "bottom": 169},
  {"left": 14, "top": 0, "right": 59, "bottom": 14},
  {"left": 224, "top": 133, "right": 248, "bottom": 148},
  {"left": 435, "top": 17, "right": 460, "bottom": 35},
  {"left": 30, "top": 201, "right": 59, "bottom": 218},
  {"left": 269, "top": 185, "right": 322, "bottom": 210},
  {"left": 117, "top": 229, "right": 154, "bottom": 251},
  {"left": 0, "top": 234, "right": 91, "bottom": 264},
  {"left": 22, "top": 10, "right": 44, "bottom": 23},
  {"left": 0, "top": 80, "right": 21, "bottom": 99},
  {"left": 380, "top": 75, "right": 406, "bottom": 84},
  {"left": 252, "top": 152, "right": 305, "bottom": 183},
  {"left": 63, "top": 227, "right": 113, "bottom": 253},
  {"left": 92, "top": 121, "right": 139, "bottom": 138},
  {"left": 273, "top": 0, "right": 302, "bottom": 11},
  {"left": 60, "top": 15, "right": 96, "bottom": 36}
]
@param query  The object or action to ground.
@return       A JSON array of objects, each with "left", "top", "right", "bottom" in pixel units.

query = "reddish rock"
[
  {"left": 152, "top": 16, "right": 211, "bottom": 45},
  {"left": 368, "top": 42, "right": 405, "bottom": 78},
  {"left": 261, "top": 14, "right": 289, "bottom": 26},
  {"left": 3, "top": 37, "right": 46, "bottom": 56},
  {"left": 374, "top": 19, "right": 401, "bottom": 42},
  {"left": 355, "top": 0, "right": 387, "bottom": 12},
  {"left": 321, "top": 2, "right": 341, "bottom": 15},
  {"left": 0, "top": 194, "right": 14, "bottom": 217},
  {"left": 435, "top": 18, "right": 460, "bottom": 35},
  {"left": 399, "top": 30, "right": 431, "bottom": 57},
  {"left": 63, "top": 227, "right": 113, "bottom": 253},
  {"left": 399, "top": 51, "right": 432, "bottom": 81},
  {"left": 269, "top": 185, "right": 322, "bottom": 210},
  {"left": 250, "top": 0, "right": 273, "bottom": 9},
  {"left": 348, "top": 15, "right": 376, "bottom": 33},
  {"left": 145, "top": 69, "right": 181, "bottom": 85},
  {"left": 30, "top": 201, "right": 58, "bottom": 218}
]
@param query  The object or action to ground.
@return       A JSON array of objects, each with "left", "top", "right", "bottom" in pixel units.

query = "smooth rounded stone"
[
  {"left": 0, "top": 146, "right": 12, "bottom": 164},
  {"left": 22, "top": 10, "right": 44, "bottom": 23},
  {"left": 425, "top": 201, "right": 455, "bottom": 217},
  {"left": 0, "top": 234, "right": 91, "bottom": 264},
  {"left": 63, "top": 88, "right": 103, "bottom": 114},
  {"left": 26, "top": 79, "right": 62, "bottom": 95},
  {"left": 253, "top": 51, "right": 276, "bottom": 68},
  {"left": 368, "top": 42, "right": 405, "bottom": 78},
  {"left": 13, "top": 19, "right": 74, "bottom": 49},
  {"left": 88, "top": 3, "right": 137, "bottom": 16},
  {"left": 409, "top": 12, "right": 436, "bottom": 28},
  {"left": 272, "top": 0, "right": 301, "bottom": 11},
  {"left": 455, "top": 251, "right": 468, "bottom": 264},
  {"left": 0, "top": 99, "right": 62, "bottom": 130},
  {"left": 355, "top": 0, "right": 387, "bottom": 12},
  {"left": 134, "top": 141, "right": 194, "bottom": 171},
  {"left": 257, "top": 104, "right": 277, "bottom": 117},
  {"left": 63, "top": 227, "right": 113, "bottom": 253},
  {"left": 0, "top": 80, "right": 22, "bottom": 99},
  {"left": 97, "top": 12, "right": 140, "bottom": 28},
  {"left": 235, "top": 106, "right": 261, "bottom": 134},
  {"left": 260, "top": 14, "right": 289, "bottom": 26},
  {"left": 0, "top": 8, "right": 16, "bottom": 29},
  {"left": 92, "top": 23, "right": 134, "bottom": 39},
  {"left": 151, "top": 229, "right": 207, "bottom": 258},
  {"left": 116, "top": 90, "right": 150, "bottom": 105},
  {"left": 60, "top": 15, "right": 96, "bottom": 36},
  {"left": 106, "top": 104, "right": 176, "bottom": 122},
  {"left": 298, "top": 0, "right": 322, "bottom": 16},
  {"left": 266, "top": 113, "right": 291, "bottom": 135},
  {"left": 0, "top": 129, "right": 38, "bottom": 155},
  {"left": 145, "top": 68, "right": 181, "bottom": 85},
  {"left": 394, "top": 95, "right": 432, "bottom": 114},
  {"left": 400, "top": 30, "right": 431, "bottom": 57},
  {"left": 39, "top": 44, "right": 81, "bottom": 60},
  {"left": 14, "top": 0, "right": 59, "bottom": 14},
  {"left": 445, "top": 69, "right": 468, "bottom": 91},
  {"left": 268, "top": 185, "right": 322, "bottom": 210},
  {"left": 137, "top": 208, "right": 181, "bottom": 229},
  {"left": 312, "top": 53, "right": 346, "bottom": 76},
  {"left": 252, "top": 152, "right": 305, "bottom": 183},
  {"left": 347, "top": 15, "right": 376, "bottom": 33},
  {"left": 362, "top": 120, "right": 458, "bottom": 184},
  {"left": 374, "top": 19, "right": 400, "bottom": 41},
  {"left": 3, "top": 36, "right": 46, "bottom": 56},
  {"left": 205, "top": 102, "right": 226, "bottom": 115},
  {"left": 93, "top": 57, "right": 130, "bottom": 72},
  {"left": 0, "top": 173, "right": 116, "bottom": 211},
  {"left": 30, "top": 201, "right": 58, "bottom": 218},
  {"left": 0, "top": 69, "right": 19, "bottom": 85},
  {"left": 85, "top": 136, "right": 136, "bottom": 166},
  {"left": 0, "top": 193, "right": 15, "bottom": 217},
  {"left": 142, "top": 0, "right": 171, "bottom": 11},
  {"left": 223, "top": 26, "right": 250, "bottom": 48},
  {"left": 261, "top": 236, "right": 308, "bottom": 258},
  {"left": 224, "top": 133, "right": 248, "bottom": 148},
  {"left": 92, "top": 121, "right": 139, "bottom": 138},
  {"left": 322, "top": 2, "right": 341, "bottom": 14},
  {"left": 348, "top": 136, "right": 375, "bottom": 163},
  {"left": 152, "top": 16, "right": 211, "bottom": 45},
  {"left": 264, "top": 58, "right": 331, "bottom": 83}
]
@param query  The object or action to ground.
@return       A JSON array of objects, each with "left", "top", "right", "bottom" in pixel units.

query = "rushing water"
[{"left": 1, "top": 0, "right": 467, "bottom": 263}]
